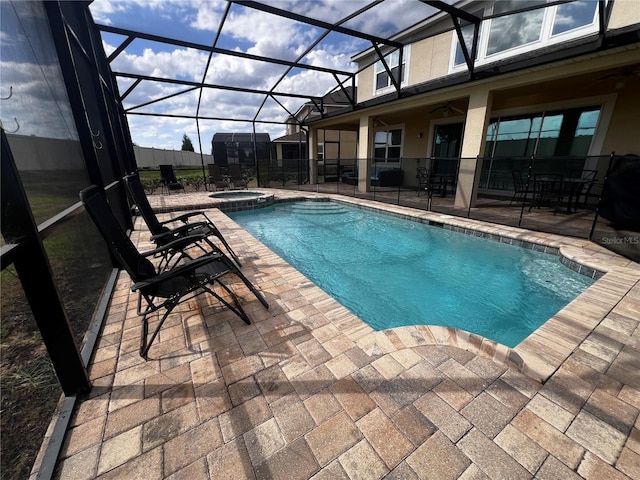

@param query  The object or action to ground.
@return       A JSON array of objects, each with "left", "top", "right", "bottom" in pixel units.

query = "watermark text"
[{"left": 601, "top": 236, "right": 640, "bottom": 245}]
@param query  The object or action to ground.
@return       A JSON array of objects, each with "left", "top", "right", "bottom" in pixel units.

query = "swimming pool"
[{"left": 230, "top": 201, "right": 594, "bottom": 347}]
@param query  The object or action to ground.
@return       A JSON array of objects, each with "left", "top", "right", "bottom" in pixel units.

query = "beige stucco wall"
[
  {"left": 315, "top": 129, "right": 357, "bottom": 160},
  {"left": 608, "top": 0, "right": 640, "bottom": 30},
  {"left": 407, "top": 31, "right": 452, "bottom": 87},
  {"left": 340, "top": 131, "right": 358, "bottom": 158},
  {"left": 600, "top": 79, "right": 640, "bottom": 156},
  {"left": 357, "top": 31, "right": 454, "bottom": 104},
  {"left": 357, "top": 63, "right": 375, "bottom": 103}
]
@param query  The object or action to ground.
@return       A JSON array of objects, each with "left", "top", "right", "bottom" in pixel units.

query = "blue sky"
[{"left": 89, "top": 0, "right": 442, "bottom": 152}]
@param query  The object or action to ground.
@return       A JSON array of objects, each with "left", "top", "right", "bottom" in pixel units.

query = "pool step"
[{"left": 279, "top": 202, "right": 349, "bottom": 216}]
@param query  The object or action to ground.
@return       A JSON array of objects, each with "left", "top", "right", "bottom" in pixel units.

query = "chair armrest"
[
  {"left": 140, "top": 233, "right": 209, "bottom": 258},
  {"left": 149, "top": 221, "right": 208, "bottom": 241},
  {"left": 131, "top": 253, "right": 224, "bottom": 291},
  {"left": 159, "top": 211, "right": 210, "bottom": 225}
]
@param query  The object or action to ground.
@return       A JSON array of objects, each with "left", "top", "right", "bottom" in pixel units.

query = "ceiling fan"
[
  {"left": 585, "top": 67, "right": 640, "bottom": 90},
  {"left": 429, "top": 103, "right": 464, "bottom": 116}
]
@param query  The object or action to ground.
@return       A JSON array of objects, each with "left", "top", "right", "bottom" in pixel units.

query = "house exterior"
[
  {"left": 304, "top": 0, "right": 640, "bottom": 208},
  {"left": 273, "top": 87, "right": 358, "bottom": 164}
]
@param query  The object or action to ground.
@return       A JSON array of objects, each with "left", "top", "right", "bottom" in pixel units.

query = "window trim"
[
  {"left": 373, "top": 46, "right": 410, "bottom": 96},
  {"left": 372, "top": 124, "right": 404, "bottom": 162}
]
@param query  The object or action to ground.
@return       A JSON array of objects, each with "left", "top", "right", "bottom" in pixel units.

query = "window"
[
  {"left": 454, "top": 8, "right": 484, "bottom": 66},
  {"left": 481, "top": 106, "right": 601, "bottom": 188},
  {"left": 452, "top": 1, "right": 601, "bottom": 70},
  {"left": 374, "top": 49, "right": 406, "bottom": 93},
  {"left": 487, "top": 1, "right": 546, "bottom": 56},
  {"left": 374, "top": 128, "right": 402, "bottom": 161},
  {"left": 317, "top": 144, "right": 324, "bottom": 161},
  {"left": 485, "top": 106, "right": 600, "bottom": 158},
  {"left": 552, "top": 0, "right": 599, "bottom": 36}
]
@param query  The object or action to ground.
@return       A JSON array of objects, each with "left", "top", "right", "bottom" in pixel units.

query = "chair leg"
[
  {"left": 226, "top": 264, "right": 269, "bottom": 309},
  {"left": 215, "top": 233, "right": 242, "bottom": 267},
  {"left": 201, "top": 282, "right": 251, "bottom": 324},
  {"left": 140, "top": 298, "right": 179, "bottom": 358}
]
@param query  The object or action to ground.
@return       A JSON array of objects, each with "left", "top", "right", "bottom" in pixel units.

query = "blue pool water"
[{"left": 230, "top": 201, "right": 594, "bottom": 347}]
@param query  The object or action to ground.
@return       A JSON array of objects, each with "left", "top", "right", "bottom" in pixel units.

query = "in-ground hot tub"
[
  {"left": 208, "top": 190, "right": 274, "bottom": 211},
  {"left": 210, "top": 191, "right": 264, "bottom": 199}
]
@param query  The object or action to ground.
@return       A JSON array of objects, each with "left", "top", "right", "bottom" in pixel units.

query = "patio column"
[
  {"left": 357, "top": 115, "right": 373, "bottom": 193},
  {"left": 308, "top": 127, "right": 318, "bottom": 184},
  {"left": 455, "top": 87, "right": 493, "bottom": 208}
]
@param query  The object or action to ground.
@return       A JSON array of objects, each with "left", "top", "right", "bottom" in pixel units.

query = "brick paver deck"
[{"left": 43, "top": 190, "right": 640, "bottom": 479}]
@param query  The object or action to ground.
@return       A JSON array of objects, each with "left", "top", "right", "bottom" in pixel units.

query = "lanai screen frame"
[
  {"left": 94, "top": 0, "right": 489, "bottom": 177},
  {"left": 96, "top": 0, "right": 615, "bottom": 177}
]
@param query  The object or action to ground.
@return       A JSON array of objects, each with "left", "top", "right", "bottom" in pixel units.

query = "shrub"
[
  {"left": 140, "top": 178, "right": 161, "bottom": 194},
  {"left": 183, "top": 175, "right": 205, "bottom": 191}
]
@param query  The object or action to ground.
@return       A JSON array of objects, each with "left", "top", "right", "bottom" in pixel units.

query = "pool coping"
[
  {"left": 151, "top": 189, "right": 640, "bottom": 383},
  {"left": 329, "top": 196, "right": 640, "bottom": 383}
]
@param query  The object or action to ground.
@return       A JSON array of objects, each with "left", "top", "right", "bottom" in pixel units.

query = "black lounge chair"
[
  {"left": 124, "top": 173, "right": 242, "bottom": 267},
  {"left": 80, "top": 185, "right": 268, "bottom": 358},
  {"left": 228, "top": 163, "right": 248, "bottom": 189},
  {"left": 159, "top": 164, "right": 185, "bottom": 194},
  {"left": 207, "top": 164, "right": 229, "bottom": 191}
]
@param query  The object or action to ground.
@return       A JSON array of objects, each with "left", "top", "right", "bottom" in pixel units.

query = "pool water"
[{"left": 230, "top": 201, "right": 594, "bottom": 347}]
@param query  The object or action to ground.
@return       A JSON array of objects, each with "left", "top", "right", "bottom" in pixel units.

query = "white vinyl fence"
[{"left": 134, "top": 145, "right": 213, "bottom": 168}]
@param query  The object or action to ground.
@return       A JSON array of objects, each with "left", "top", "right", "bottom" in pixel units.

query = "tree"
[{"left": 181, "top": 133, "right": 194, "bottom": 152}]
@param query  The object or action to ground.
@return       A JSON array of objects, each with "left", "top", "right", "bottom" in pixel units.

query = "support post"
[
  {"left": 358, "top": 116, "right": 373, "bottom": 193},
  {"left": 455, "top": 88, "right": 493, "bottom": 209}
]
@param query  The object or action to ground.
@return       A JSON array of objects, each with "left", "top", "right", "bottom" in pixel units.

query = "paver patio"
[{"left": 41, "top": 190, "right": 640, "bottom": 480}]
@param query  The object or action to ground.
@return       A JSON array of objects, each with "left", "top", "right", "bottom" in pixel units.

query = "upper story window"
[
  {"left": 454, "top": 7, "right": 484, "bottom": 66},
  {"left": 374, "top": 128, "right": 402, "bottom": 161},
  {"left": 486, "top": 1, "right": 547, "bottom": 57},
  {"left": 452, "top": 0, "right": 600, "bottom": 70},
  {"left": 374, "top": 48, "right": 407, "bottom": 94}
]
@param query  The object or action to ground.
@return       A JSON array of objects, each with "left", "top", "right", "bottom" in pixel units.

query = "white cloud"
[{"left": 90, "top": 0, "right": 430, "bottom": 149}]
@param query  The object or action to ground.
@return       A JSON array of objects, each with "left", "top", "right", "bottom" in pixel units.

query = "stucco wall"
[
  {"left": 600, "top": 79, "right": 640, "bottom": 156},
  {"left": 408, "top": 32, "right": 453, "bottom": 86},
  {"left": 357, "top": 31, "right": 454, "bottom": 104},
  {"left": 609, "top": 0, "right": 640, "bottom": 30}
]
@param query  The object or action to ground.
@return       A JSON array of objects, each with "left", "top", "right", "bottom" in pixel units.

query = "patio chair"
[
  {"left": 80, "top": 185, "right": 269, "bottom": 358},
  {"left": 510, "top": 170, "right": 528, "bottom": 206},
  {"left": 228, "top": 163, "right": 248, "bottom": 189},
  {"left": 529, "top": 173, "right": 562, "bottom": 212},
  {"left": 416, "top": 167, "right": 432, "bottom": 197},
  {"left": 207, "top": 164, "right": 229, "bottom": 191},
  {"left": 124, "top": 173, "right": 242, "bottom": 267},
  {"left": 570, "top": 169, "right": 598, "bottom": 208},
  {"left": 159, "top": 164, "right": 185, "bottom": 194}
]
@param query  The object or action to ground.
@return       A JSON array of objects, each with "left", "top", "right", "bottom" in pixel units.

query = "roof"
[
  {"left": 272, "top": 131, "right": 307, "bottom": 143},
  {"left": 212, "top": 133, "right": 271, "bottom": 143}
]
